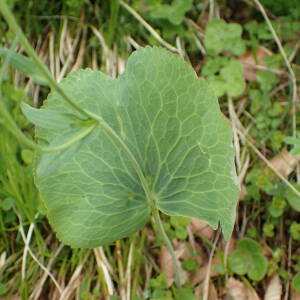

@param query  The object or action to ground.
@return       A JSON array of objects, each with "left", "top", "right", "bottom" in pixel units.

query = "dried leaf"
[
  {"left": 239, "top": 184, "right": 248, "bottom": 201},
  {"left": 158, "top": 244, "right": 188, "bottom": 287},
  {"left": 226, "top": 277, "right": 260, "bottom": 300},
  {"left": 192, "top": 256, "right": 220, "bottom": 285},
  {"left": 268, "top": 148, "right": 300, "bottom": 177},
  {"left": 195, "top": 281, "right": 219, "bottom": 300},
  {"left": 239, "top": 46, "right": 271, "bottom": 81},
  {"left": 190, "top": 219, "right": 214, "bottom": 240},
  {"left": 264, "top": 274, "right": 282, "bottom": 300},
  {"left": 291, "top": 290, "right": 300, "bottom": 300},
  {"left": 159, "top": 245, "right": 174, "bottom": 287}
]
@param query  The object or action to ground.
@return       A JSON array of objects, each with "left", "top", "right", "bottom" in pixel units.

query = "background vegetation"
[{"left": 0, "top": 0, "right": 300, "bottom": 299}]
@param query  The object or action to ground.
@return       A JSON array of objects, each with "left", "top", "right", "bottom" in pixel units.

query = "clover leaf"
[
  {"left": 229, "top": 238, "right": 268, "bottom": 281},
  {"left": 268, "top": 197, "right": 286, "bottom": 217},
  {"left": 23, "top": 47, "right": 239, "bottom": 248},
  {"left": 202, "top": 57, "right": 245, "bottom": 97},
  {"left": 150, "top": 0, "right": 193, "bottom": 25},
  {"left": 204, "top": 19, "right": 246, "bottom": 56}
]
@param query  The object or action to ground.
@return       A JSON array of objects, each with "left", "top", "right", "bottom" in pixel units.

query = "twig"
[
  {"left": 237, "top": 128, "right": 300, "bottom": 198},
  {"left": 175, "top": 36, "right": 186, "bottom": 58},
  {"left": 94, "top": 247, "right": 114, "bottom": 296},
  {"left": 242, "top": 61, "right": 287, "bottom": 75},
  {"left": 185, "top": 18, "right": 205, "bottom": 38},
  {"left": 71, "top": 25, "right": 87, "bottom": 72},
  {"left": 59, "top": 17, "right": 68, "bottom": 64},
  {"left": 228, "top": 96, "right": 241, "bottom": 174},
  {"left": 126, "top": 242, "right": 134, "bottom": 300},
  {"left": 284, "top": 237, "right": 292, "bottom": 300},
  {"left": 192, "top": 34, "right": 206, "bottom": 56},
  {"left": 208, "top": 0, "right": 214, "bottom": 20},
  {"left": 223, "top": 238, "right": 231, "bottom": 283},
  {"left": 21, "top": 218, "right": 36, "bottom": 279},
  {"left": 125, "top": 35, "right": 142, "bottom": 50},
  {"left": 31, "top": 243, "right": 64, "bottom": 300},
  {"left": 288, "top": 41, "right": 300, "bottom": 63},
  {"left": 119, "top": 0, "right": 179, "bottom": 53},
  {"left": 18, "top": 214, "right": 62, "bottom": 295},
  {"left": 252, "top": 0, "right": 298, "bottom": 137},
  {"left": 99, "top": 246, "right": 113, "bottom": 273},
  {"left": 59, "top": 261, "right": 85, "bottom": 300},
  {"left": 203, "top": 229, "right": 220, "bottom": 300}
]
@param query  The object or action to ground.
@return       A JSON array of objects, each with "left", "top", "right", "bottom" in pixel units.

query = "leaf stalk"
[{"left": 151, "top": 204, "right": 182, "bottom": 288}]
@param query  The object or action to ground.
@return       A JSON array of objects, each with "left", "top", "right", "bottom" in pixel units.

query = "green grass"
[{"left": 0, "top": 0, "right": 300, "bottom": 299}]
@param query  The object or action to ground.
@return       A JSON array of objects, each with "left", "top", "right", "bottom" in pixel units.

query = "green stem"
[
  {"left": 152, "top": 205, "right": 182, "bottom": 288},
  {"left": 0, "top": 100, "right": 42, "bottom": 151}
]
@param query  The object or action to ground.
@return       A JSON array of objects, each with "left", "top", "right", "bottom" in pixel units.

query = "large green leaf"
[{"left": 31, "top": 47, "right": 239, "bottom": 248}]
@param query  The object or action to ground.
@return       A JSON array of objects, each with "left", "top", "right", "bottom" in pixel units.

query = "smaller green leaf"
[
  {"left": 204, "top": 19, "right": 226, "bottom": 55},
  {"left": 150, "top": 274, "right": 168, "bottom": 290},
  {"left": 1, "top": 197, "right": 14, "bottom": 211},
  {"left": 0, "top": 48, "right": 48, "bottom": 85},
  {"left": 278, "top": 268, "right": 291, "bottom": 280},
  {"left": 0, "top": 282, "right": 6, "bottom": 296},
  {"left": 204, "top": 19, "right": 245, "bottom": 56},
  {"left": 109, "top": 296, "right": 120, "bottom": 300},
  {"left": 257, "top": 70, "right": 279, "bottom": 92},
  {"left": 21, "top": 102, "right": 80, "bottom": 130},
  {"left": 224, "top": 24, "right": 246, "bottom": 56},
  {"left": 208, "top": 76, "right": 227, "bottom": 97},
  {"left": 229, "top": 238, "right": 268, "bottom": 281},
  {"left": 285, "top": 137, "right": 300, "bottom": 145},
  {"left": 291, "top": 148, "right": 300, "bottom": 156},
  {"left": 220, "top": 59, "right": 245, "bottom": 97},
  {"left": 182, "top": 258, "right": 200, "bottom": 272},
  {"left": 290, "top": 222, "right": 300, "bottom": 241},
  {"left": 226, "top": 23, "right": 243, "bottom": 37},
  {"left": 268, "top": 197, "right": 286, "bottom": 218},
  {"left": 202, "top": 58, "right": 245, "bottom": 97},
  {"left": 285, "top": 184, "right": 300, "bottom": 211},
  {"left": 263, "top": 223, "right": 274, "bottom": 237},
  {"left": 292, "top": 272, "right": 300, "bottom": 292},
  {"left": 175, "top": 288, "right": 197, "bottom": 300},
  {"left": 150, "top": 0, "right": 193, "bottom": 25},
  {"left": 285, "top": 137, "right": 300, "bottom": 157}
]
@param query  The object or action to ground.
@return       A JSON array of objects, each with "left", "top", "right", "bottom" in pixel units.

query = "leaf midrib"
[{"left": 89, "top": 111, "right": 155, "bottom": 209}]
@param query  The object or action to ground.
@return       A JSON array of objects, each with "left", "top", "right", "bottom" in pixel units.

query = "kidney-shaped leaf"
[
  {"left": 229, "top": 238, "right": 268, "bottom": 281},
  {"left": 32, "top": 47, "right": 239, "bottom": 248}
]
